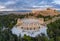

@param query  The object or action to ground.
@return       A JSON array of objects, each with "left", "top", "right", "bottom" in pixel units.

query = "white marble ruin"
[{"left": 11, "top": 18, "right": 48, "bottom": 37}]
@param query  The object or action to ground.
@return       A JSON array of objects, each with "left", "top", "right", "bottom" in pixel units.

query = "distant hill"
[
  {"left": 57, "top": 10, "right": 60, "bottom": 12},
  {"left": 32, "top": 8, "right": 60, "bottom": 16},
  {"left": 0, "top": 10, "right": 32, "bottom": 15},
  {"left": 0, "top": 10, "right": 32, "bottom": 12},
  {"left": 0, "top": 8, "right": 60, "bottom": 16}
]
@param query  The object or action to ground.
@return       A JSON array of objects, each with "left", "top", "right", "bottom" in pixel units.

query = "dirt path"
[{"left": 45, "top": 17, "right": 60, "bottom": 24}]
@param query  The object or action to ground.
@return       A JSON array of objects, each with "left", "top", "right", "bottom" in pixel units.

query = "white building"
[{"left": 11, "top": 18, "right": 47, "bottom": 37}]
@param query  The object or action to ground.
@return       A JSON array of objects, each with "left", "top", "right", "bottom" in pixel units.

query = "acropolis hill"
[{"left": 32, "top": 8, "right": 60, "bottom": 16}]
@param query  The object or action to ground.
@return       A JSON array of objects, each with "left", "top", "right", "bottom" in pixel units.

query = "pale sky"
[{"left": 0, "top": 0, "right": 60, "bottom": 11}]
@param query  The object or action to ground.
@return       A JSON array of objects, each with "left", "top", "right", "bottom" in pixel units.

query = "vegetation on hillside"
[
  {"left": 0, "top": 12, "right": 60, "bottom": 41},
  {"left": 47, "top": 19, "right": 60, "bottom": 41}
]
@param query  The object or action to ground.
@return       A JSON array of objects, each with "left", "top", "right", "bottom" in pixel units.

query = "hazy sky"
[{"left": 0, "top": 0, "right": 60, "bottom": 11}]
